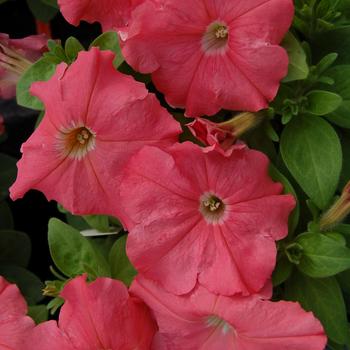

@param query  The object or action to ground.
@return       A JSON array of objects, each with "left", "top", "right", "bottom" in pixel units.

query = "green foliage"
[
  {"left": 296, "top": 232, "right": 350, "bottom": 277},
  {"left": 83, "top": 215, "right": 110, "bottom": 232},
  {"left": 16, "top": 57, "right": 58, "bottom": 110},
  {"left": 65, "top": 37, "right": 85, "bottom": 63},
  {"left": 90, "top": 32, "right": 124, "bottom": 68},
  {"left": 269, "top": 165, "right": 300, "bottom": 235},
  {"left": 285, "top": 271, "right": 350, "bottom": 345},
  {"left": 109, "top": 235, "right": 137, "bottom": 286},
  {"left": 28, "top": 305, "right": 49, "bottom": 324},
  {"left": 26, "top": 0, "right": 58, "bottom": 22},
  {"left": 280, "top": 115, "right": 342, "bottom": 209},
  {"left": 48, "top": 218, "right": 111, "bottom": 278},
  {"left": 305, "top": 90, "right": 342, "bottom": 115},
  {"left": 0, "top": 265, "right": 44, "bottom": 305},
  {"left": 320, "top": 65, "right": 350, "bottom": 128},
  {"left": 282, "top": 32, "right": 310, "bottom": 82}
]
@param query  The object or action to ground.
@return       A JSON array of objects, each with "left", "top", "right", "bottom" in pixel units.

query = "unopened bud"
[
  {"left": 320, "top": 180, "right": 350, "bottom": 231},
  {"left": 218, "top": 111, "right": 265, "bottom": 138},
  {"left": 43, "top": 280, "right": 64, "bottom": 297},
  {"left": 187, "top": 111, "right": 265, "bottom": 156}
]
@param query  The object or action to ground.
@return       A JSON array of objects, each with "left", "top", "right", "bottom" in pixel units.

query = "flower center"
[
  {"left": 206, "top": 315, "right": 234, "bottom": 335},
  {"left": 200, "top": 193, "right": 226, "bottom": 223},
  {"left": 58, "top": 125, "right": 96, "bottom": 160},
  {"left": 202, "top": 22, "right": 229, "bottom": 54}
]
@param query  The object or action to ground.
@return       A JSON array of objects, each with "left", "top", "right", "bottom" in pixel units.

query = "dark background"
[{"left": 0, "top": 0, "right": 100, "bottom": 281}]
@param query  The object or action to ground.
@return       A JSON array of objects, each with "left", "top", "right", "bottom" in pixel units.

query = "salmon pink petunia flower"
[
  {"left": 120, "top": 0, "right": 294, "bottom": 117},
  {"left": 0, "top": 276, "right": 35, "bottom": 349},
  {"left": 120, "top": 142, "right": 295, "bottom": 295},
  {"left": 24, "top": 275, "right": 157, "bottom": 350},
  {"left": 58, "top": 0, "right": 144, "bottom": 31},
  {"left": 131, "top": 277, "right": 327, "bottom": 350},
  {"left": 10, "top": 48, "right": 181, "bottom": 227},
  {"left": 0, "top": 33, "right": 47, "bottom": 99}
]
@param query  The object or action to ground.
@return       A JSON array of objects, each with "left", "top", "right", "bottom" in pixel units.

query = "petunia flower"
[
  {"left": 120, "top": 142, "right": 295, "bottom": 296},
  {"left": 131, "top": 276, "right": 327, "bottom": 350},
  {"left": 0, "top": 33, "right": 48, "bottom": 99},
  {"left": 0, "top": 276, "right": 35, "bottom": 349},
  {"left": 120, "top": 0, "right": 294, "bottom": 117},
  {"left": 10, "top": 48, "right": 181, "bottom": 228},
  {"left": 187, "top": 112, "right": 264, "bottom": 156},
  {"left": 24, "top": 275, "right": 157, "bottom": 350},
  {"left": 58, "top": 0, "right": 144, "bottom": 31}
]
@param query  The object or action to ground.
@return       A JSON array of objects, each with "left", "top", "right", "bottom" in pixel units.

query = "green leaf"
[
  {"left": 337, "top": 269, "right": 350, "bottom": 294},
  {"left": 26, "top": 0, "right": 58, "bottom": 22},
  {"left": 109, "top": 235, "right": 136, "bottom": 286},
  {"left": 0, "top": 200, "right": 13, "bottom": 229},
  {"left": 16, "top": 57, "right": 58, "bottom": 110},
  {"left": 322, "top": 65, "right": 350, "bottom": 128},
  {"left": 272, "top": 255, "right": 293, "bottom": 286},
  {"left": 280, "top": 115, "right": 342, "bottom": 209},
  {"left": 315, "top": 53, "right": 338, "bottom": 76},
  {"left": 27, "top": 305, "right": 48, "bottom": 324},
  {"left": 40, "top": 0, "right": 58, "bottom": 8},
  {"left": 48, "top": 218, "right": 111, "bottom": 278},
  {"left": 269, "top": 165, "right": 300, "bottom": 235},
  {"left": 282, "top": 32, "right": 309, "bottom": 82},
  {"left": 0, "top": 153, "right": 17, "bottom": 200},
  {"left": 83, "top": 215, "right": 110, "bottom": 232},
  {"left": 296, "top": 233, "right": 350, "bottom": 277},
  {"left": 0, "top": 230, "right": 31, "bottom": 267},
  {"left": 305, "top": 90, "right": 343, "bottom": 115},
  {"left": 90, "top": 32, "right": 124, "bottom": 68},
  {"left": 64, "top": 37, "right": 85, "bottom": 63},
  {"left": 0, "top": 264, "right": 44, "bottom": 305},
  {"left": 285, "top": 271, "right": 349, "bottom": 344}
]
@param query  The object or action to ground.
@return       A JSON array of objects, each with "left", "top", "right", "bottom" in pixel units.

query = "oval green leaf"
[{"left": 281, "top": 115, "right": 342, "bottom": 209}]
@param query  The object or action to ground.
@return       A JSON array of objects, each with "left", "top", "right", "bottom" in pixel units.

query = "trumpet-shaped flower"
[
  {"left": 0, "top": 276, "right": 35, "bottom": 349},
  {"left": 120, "top": 0, "right": 294, "bottom": 117},
  {"left": 0, "top": 33, "right": 47, "bottom": 99},
  {"left": 24, "top": 275, "right": 157, "bottom": 350},
  {"left": 10, "top": 48, "right": 181, "bottom": 228},
  {"left": 131, "top": 277, "right": 327, "bottom": 350},
  {"left": 58, "top": 0, "right": 144, "bottom": 31},
  {"left": 120, "top": 142, "right": 295, "bottom": 295}
]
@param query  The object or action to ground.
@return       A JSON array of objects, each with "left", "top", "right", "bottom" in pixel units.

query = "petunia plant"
[{"left": 0, "top": 0, "right": 350, "bottom": 349}]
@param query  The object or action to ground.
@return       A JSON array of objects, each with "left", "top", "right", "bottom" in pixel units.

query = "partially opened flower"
[
  {"left": 10, "top": 48, "right": 181, "bottom": 227},
  {"left": 24, "top": 275, "right": 157, "bottom": 350},
  {"left": 58, "top": 0, "right": 144, "bottom": 31},
  {"left": 131, "top": 277, "right": 327, "bottom": 350},
  {"left": 0, "top": 33, "right": 47, "bottom": 99},
  {"left": 120, "top": 142, "right": 295, "bottom": 295},
  {"left": 0, "top": 276, "right": 35, "bottom": 349},
  {"left": 188, "top": 112, "right": 264, "bottom": 156},
  {"left": 120, "top": 0, "right": 294, "bottom": 117}
]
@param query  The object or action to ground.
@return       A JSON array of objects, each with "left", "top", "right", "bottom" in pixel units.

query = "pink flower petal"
[
  {"left": 10, "top": 48, "right": 181, "bottom": 227},
  {"left": 58, "top": 0, "right": 144, "bottom": 30},
  {"left": 25, "top": 276, "right": 156, "bottom": 350},
  {"left": 121, "top": 0, "right": 294, "bottom": 116},
  {"left": 121, "top": 143, "right": 295, "bottom": 295},
  {"left": 131, "top": 277, "right": 327, "bottom": 350},
  {"left": 0, "top": 276, "right": 35, "bottom": 349}
]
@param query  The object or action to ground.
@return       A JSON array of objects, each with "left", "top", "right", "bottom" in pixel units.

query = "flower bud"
[
  {"left": 320, "top": 180, "right": 350, "bottom": 231},
  {"left": 187, "top": 111, "right": 265, "bottom": 156}
]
